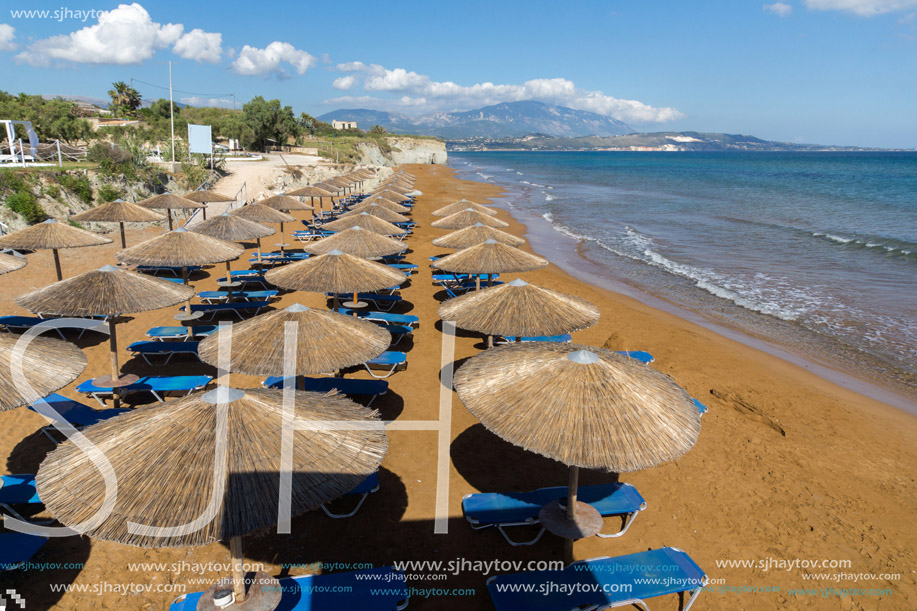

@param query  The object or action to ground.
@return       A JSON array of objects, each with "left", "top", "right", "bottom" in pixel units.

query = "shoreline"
[{"left": 447, "top": 157, "right": 917, "bottom": 415}]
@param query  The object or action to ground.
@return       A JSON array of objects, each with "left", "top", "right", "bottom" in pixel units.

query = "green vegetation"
[
  {"left": 107, "top": 81, "right": 142, "bottom": 116},
  {"left": 56, "top": 173, "right": 93, "bottom": 204},
  {"left": 97, "top": 184, "right": 122, "bottom": 203},
  {"left": 6, "top": 191, "right": 47, "bottom": 224},
  {"left": 0, "top": 91, "right": 92, "bottom": 144}
]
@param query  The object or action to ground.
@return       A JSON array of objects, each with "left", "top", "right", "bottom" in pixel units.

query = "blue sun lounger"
[
  {"left": 364, "top": 351, "right": 406, "bottom": 378},
  {"left": 462, "top": 482, "right": 646, "bottom": 546},
  {"left": 76, "top": 375, "right": 212, "bottom": 406},
  {"left": 1, "top": 531, "right": 48, "bottom": 571},
  {"left": 137, "top": 265, "right": 202, "bottom": 276},
  {"left": 146, "top": 325, "right": 218, "bottom": 341},
  {"left": 496, "top": 334, "right": 573, "bottom": 344},
  {"left": 383, "top": 324, "right": 413, "bottom": 346},
  {"left": 329, "top": 293, "right": 403, "bottom": 311},
  {"left": 488, "top": 546, "right": 707, "bottom": 611},
  {"left": 217, "top": 270, "right": 270, "bottom": 288},
  {"left": 127, "top": 341, "right": 201, "bottom": 365},
  {"left": 0, "top": 315, "right": 67, "bottom": 338},
  {"left": 340, "top": 309, "right": 419, "bottom": 328},
  {"left": 169, "top": 566, "right": 409, "bottom": 610},
  {"left": 693, "top": 398, "right": 708, "bottom": 417},
  {"left": 180, "top": 301, "right": 271, "bottom": 320},
  {"left": 263, "top": 376, "right": 389, "bottom": 406},
  {"left": 0, "top": 474, "right": 45, "bottom": 522},
  {"left": 320, "top": 472, "right": 381, "bottom": 518},
  {"left": 198, "top": 290, "right": 278, "bottom": 303},
  {"left": 28, "top": 393, "right": 129, "bottom": 443},
  {"left": 387, "top": 263, "right": 416, "bottom": 273}
]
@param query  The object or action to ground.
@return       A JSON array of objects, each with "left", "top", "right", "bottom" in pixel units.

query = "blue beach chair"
[
  {"left": 329, "top": 293, "right": 403, "bottom": 312},
  {"left": 28, "top": 393, "right": 129, "bottom": 443},
  {"left": 1, "top": 532, "right": 48, "bottom": 571},
  {"left": 340, "top": 309, "right": 419, "bottom": 328},
  {"left": 496, "top": 334, "right": 573, "bottom": 344},
  {"left": 320, "top": 472, "right": 381, "bottom": 518},
  {"left": 363, "top": 351, "right": 407, "bottom": 378},
  {"left": 76, "top": 375, "right": 212, "bottom": 406},
  {"left": 462, "top": 482, "right": 646, "bottom": 546},
  {"left": 137, "top": 265, "right": 202, "bottom": 277},
  {"left": 693, "top": 398, "right": 708, "bottom": 417},
  {"left": 487, "top": 547, "right": 707, "bottom": 611},
  {"left": 146, "top": 325, "right": 218, "bottom": 341},
  {"left": 197, "top": 290, "right": 278, "bottom": 303},
  {"left": 169, "top": 566, "right": 409, "bottom": 610},
  {"left": 180, "top": 301, "right": 271, "bottom": 320},
  {"left": 0, "top": 474, "right": 49, "bottom": 522},
  {"left": 382, "top": 324, "right": 413, "bottom": 346},
  {"left": 263, "top": 376, "right": 389, "bottom": 406},
  {"left": 127, "top": 341, "right": 201, "bottom": 365}
]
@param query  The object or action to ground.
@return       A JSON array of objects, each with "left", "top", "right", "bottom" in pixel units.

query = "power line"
[{"left": 129, "top": 77, "right": 232, "bottom": 98}]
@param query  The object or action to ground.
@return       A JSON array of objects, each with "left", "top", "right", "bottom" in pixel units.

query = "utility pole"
[
  {"left": 232, "top": 93, "right": 236, "bottom": 111},
  {"left": 169, "top": 61, "right": 175, "bottom": 163}
]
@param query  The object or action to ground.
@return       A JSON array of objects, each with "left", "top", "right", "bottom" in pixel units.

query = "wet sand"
[{"left": 1, "top": 163, "right": 915, "bottom": 610}]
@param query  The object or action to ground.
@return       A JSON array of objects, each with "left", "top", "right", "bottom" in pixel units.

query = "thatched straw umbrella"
[
  {"left": 432, "top": 199, "right": 497, "bottom": 218},
  {"left": 350, "top": 198, "right": 411, "bottom": 215},
  {"left": 71, "top": 199, "right": 166, "bottom": 248},
  {"left": 454, "top": 342, "right": 701, "bottom": 553},
  {"left": 432, "top": 223, "right": 525, "bottom": 249},
  {"left": 0, "top": 333, "right": 86, "bottom": 412},
  {"left": 191, "top": 213, "right": 275, "bottom": 297},
  {"left": 374, "top": 182, "right": 412, "bottom": 194},
  {"left": 433, "top": 239, "right": 548, "bottom": 289},
  {"left": 339, "top": 203, "right": 408, "bottom": 225},
  {"left": 16, "top": 265, "right": 195, "bottom": 407},
  {"left": 302, "top": 226, "right": 406, "bottom": 258},
  {"left": 439, "top": 278, "right": 599, "bottom": 340},
  {"left": 137, "top": 192, "right": 205, "bottom": 231},
  {"left": 184, "top": 190, "right": 233, "bottom": 220},
  {"left": 230, "top": 204, "right": 295, "bottom": 261},
  {"left": 367, "top": 193, "right": 408, "bottom": 207},
  {"left": 258, "top": 195, "right": 312, "bottom": 252},
  {"left": 0, "top": 219, "right": 112, "bottom": 281},
  {"left": 431, "top": 209, "right": 509, "bottom": 230},
  {"left": 36, "top": 386, "right": 387, "bottom": 604},
  {"left": 286, "top": 185, "right": 334, "bottom": 216},
  {"left": 265, "top": 249, "right": 405, "bottom": 311},
  {"left": 322, "top": 212, "right": 404, "bottom": 236},
  {"left": 0, "top": 251, "right": 27, "bottom": 275},
  {"left": 199, "top": 303, "right": 390, "bottom": 376}
]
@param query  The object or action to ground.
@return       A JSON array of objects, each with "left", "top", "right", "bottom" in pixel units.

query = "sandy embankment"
[{"left": 0, "top": 163, "right": 914, "bottom": 610}]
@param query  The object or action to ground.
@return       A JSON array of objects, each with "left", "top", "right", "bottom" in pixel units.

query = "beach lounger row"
[
  {"left": 28, "top": 392, "right": 129, "bottom": 443},
  {"left": 146, "top": 325, "right": 218, "bottom": 341},
  {"left": 264, "top": 376, "right": 388, "bottom": 406},
  {"left": 179, "top": 301, "right": 271, "bottom": 320},
  {"left": 76, "top": 375, "right": 212, "bottom": 406},
  {"left": 0, "top": 315, "right": 102, "bottom": 339},
  {"left": 127, "top": 341, "right": 202, "bottom": 365},
  {"left": 197, "top": 290, "right": 278, "bottom": 303},
  {"left": 339, "top": 309, "right": 419, "bottom": 327},
  {"left": 137, "top": 265, "right": 202, "bottom": 276},
  {"left": 328, "top": 292, "right": 403, "bottom": 311}
]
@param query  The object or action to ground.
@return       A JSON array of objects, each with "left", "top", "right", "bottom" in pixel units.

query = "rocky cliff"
[{"left": 357, "top": 137, "right": 447, "bottom": 166}]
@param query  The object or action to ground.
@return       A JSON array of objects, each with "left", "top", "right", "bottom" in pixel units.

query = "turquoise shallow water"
[{"left": 449, "top": 151, "right": 917, "bottom": 397}]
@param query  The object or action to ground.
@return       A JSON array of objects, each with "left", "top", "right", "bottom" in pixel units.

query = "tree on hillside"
[
  {"left": 242, "top": 96, "right": 301, "bottom": 151},
  {"left": 149, "top": 98, "right": 180, "bottom": 119},
  {"left": 369, "top": 125, "right": 388, "bottom": 135},
  {"left": 108, "top": 81, "right": 142, "bottom": 116},
  {"left": 0, "top": 91, "right": 91, "bottom": 143}
]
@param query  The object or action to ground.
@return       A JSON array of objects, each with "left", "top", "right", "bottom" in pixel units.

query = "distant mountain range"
[{"left": 318, "top": 101, "right": 632, "bottom": 138}]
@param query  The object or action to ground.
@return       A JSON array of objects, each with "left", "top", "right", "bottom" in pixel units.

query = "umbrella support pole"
[
  {"left": 52, "top": 249, "right": 63, "bottom": 281},
  {"left": 333, "top": 296, "right": 340, "bottom": 313},
  {"left": 230, "top": 535, "right": 246, "bottom": 602},
  {"left": 119, "top": 222, "right": 126, "bottom": 249},
  {"left": 167, "top": 209, "right": 174, "bottom": 231},
  {"left": 256, "top": 238, "right": 262, "bottom": 263},
  {"left": 226, "top": 262, "right": 234, "bottom": 301},
  {"left": 279, "top": 222, "right": 285, "bottom": 253},
  {"left": 567, "top": 466, "right": 579, "bottom": 520},
  {"left": 109, "top": 318, "right": 121, "bottom": 409}
]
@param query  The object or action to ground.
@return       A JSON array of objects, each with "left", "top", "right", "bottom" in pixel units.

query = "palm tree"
[{"left": 107, "top": 81, "right": 142, "bottom": 116}]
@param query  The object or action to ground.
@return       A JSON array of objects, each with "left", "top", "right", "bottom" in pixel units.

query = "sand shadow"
[{"left": 4, "top": 528, "right": 92, "bottom": 609}]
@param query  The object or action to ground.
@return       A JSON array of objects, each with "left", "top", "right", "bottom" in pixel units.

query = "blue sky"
[{"left": 2, "top": 0, "right": 915, "bottom": 147}]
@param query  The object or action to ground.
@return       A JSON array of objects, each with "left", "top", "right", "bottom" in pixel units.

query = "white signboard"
[{"left": 188, "top": 124, "right": 212, "bottom": 155}]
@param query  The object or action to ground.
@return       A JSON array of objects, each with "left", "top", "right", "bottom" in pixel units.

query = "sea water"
[{"left": 450, "top": 151, "right": 917, "bottom": 398}]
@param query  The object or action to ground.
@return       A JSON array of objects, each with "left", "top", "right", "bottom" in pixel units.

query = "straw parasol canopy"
[
  {"left": 36, "top": 385, "right": 386, "bottom": 601},
  {"left": 453, "top": 342, "right": 701, "bottom": 472},
  {"left": 302, "top": 226, "right": 406, "bottom": 258},
  {"left": 37, "top": 387, "right": 387, "bottom": 545},
  {"left": 0, "top": 251, "right": 27, "bottom": 275},
  {"left": 71, "top": 199, "right": 166, "bottom": 248},
  {"left": 351, "top": 198, "right": 411, "bottom": 214},
  {"left": 265, "top": 249, "right": 404, "bottom": 310},
  {"left": 374, "top": 183, "right": 412, "bottom": 194},
  {"left": 322, "top": 213, "right": 404, "bottom": 236},
  {"left": 16, "top": 265, "right": 195, "bottom": 318},
  {"left": 16, "top": 265, "right": 196, "bottom": 404},
  {"left": 439, "top": 278, "right": 599, "bottom": 337},
  {"left": 0, "top": 333, "right": 86, "bottom": 412},
  {"left": 433, "top": 223, "right": 525, "bottom": 249},
  {"left": 433, "top": 240, "right": 547, "bottom": 275},
  {"left": 286, "top": 186, "right": 334, "bottom": 198},
  {"left": 371, "top": 190, "right": 409, "bottom": 203},
  {"left": 230, "top": 204, "right": 295, "bottom": 224},
  {"left": 116, "top": 227, "right": 244, "bottom": 269},
  {"left": 339, "top": 203, "right": 408, "bottom": 224},
  {"left": 137, "top": 192, "right": 204, "bottom": 230},
  {"left": 433, "top": 199, "right": 497, "bottom": 218},
  {"left": 258, "top": 194, "right": 312, "bottom": 212},
  {"left": 312, "top": 182, "right": 342, "bottom": 194},
  {"left": 184, "top": 190, "right": 233, "bottom": 203},
  {"left": 431, "top": 209, "right": 509, "bottom": 230},
  {"left": 191, "top": 213, "right": 275, "bottom": 243},
  {"left": 0, "top": 219, "right": 112, "bottom": 281},
  {"left": 199, "top": 304, "right": 390, "bottom": 375}
]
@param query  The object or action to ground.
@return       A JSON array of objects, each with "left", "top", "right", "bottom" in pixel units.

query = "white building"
[{"left": 331, "top": 120, "right": 358, "bottom": 130}]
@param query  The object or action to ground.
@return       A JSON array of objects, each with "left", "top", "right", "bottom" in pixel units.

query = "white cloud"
[
  {"left": 173, "top": 28, "right": 222, "bottom": 63},
  {"left": 764, "top": 2, "right": 794, "bottom": 17},
  {"left": 180, "top": 96, "right": 235, "bottom": 109},
  {"left": 16, "top": 3, "right": 183, "bottom": 66},
  {"left": 231, "top": 41, "right": 316, "bottom": 77},
  {"left": 331, "top": 63, "right": 683, "bottom": 124},
  {"left": 332, "top": 75, "right": 356, "bottom": 90},
  {"left": 805, "top": 0, "right": 917, "bottom": 16},
  {"left": 0, "top": 24, "right": 16, "bottom": 51}
]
